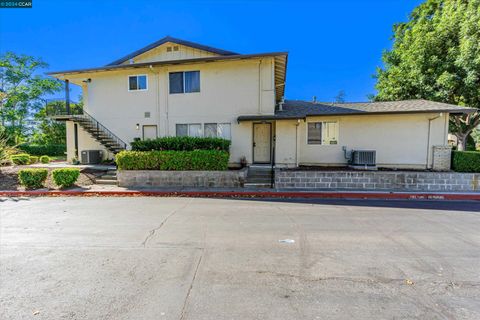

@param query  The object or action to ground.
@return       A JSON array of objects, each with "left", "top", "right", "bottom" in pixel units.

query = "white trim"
[
  {"left": 306, "top": 120, "right": 339, "bottom": 145},
  {"left": 128, "top": 74, "right": 148, "bottom": 92}
]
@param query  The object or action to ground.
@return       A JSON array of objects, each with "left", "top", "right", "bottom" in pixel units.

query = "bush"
[
  {"left": 115, "top": 150, "right": 229, "bottom": 171},
  {"left": 18, "top": 168, "right": 48, "bottom": 189},
  {"left": 29, "top": 156, "right": 39, "bottom": 164},
  {"left": 452, "top": 151, "right": 480, "bottom": 172},
  {"left": 130, "top": 136, "right": 231, "bottom": 152},
  {"left": 11, "top": 153, "right": 30, "bottom": 165},
  {"left": 40, "top": 155, "right": 50, "bottom": 164},
  {"left": 52, "top": 168, "right": 80, "bottom": 188},
  {"left": 18, "top": 144, "right": 66, "bottom": 156}
]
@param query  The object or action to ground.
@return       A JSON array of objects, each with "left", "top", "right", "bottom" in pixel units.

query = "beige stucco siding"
[
  {"left": 275, "top": 112, "right": 449, "bottom": 169},
  {"left": 66, "top": 121, "right": 112, "bottom": 162},
  {"left": 68, "top": 57, "right": 275, "bottom": 164}
]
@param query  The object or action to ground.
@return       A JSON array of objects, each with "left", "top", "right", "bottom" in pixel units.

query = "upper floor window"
[
  {"left": 169, "top": 71, "right": 200, "bottom": 94},
  {"left": 307, "top": 121, "right": 338, "bottom": 145},
  {"left": 129, "top": 75, "right": 147, "bottom": 91}
]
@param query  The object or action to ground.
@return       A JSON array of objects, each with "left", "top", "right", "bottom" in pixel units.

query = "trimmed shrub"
[
  {"left": 452, "top": 151, "right": 480, "bottom": 172},
  {"left": 130, "top": 136, "right": 231, "bottom": 152},
  {"left": 40, "top": 155, "right": 50, "bottom": 164},
  {"left": 52, "top": 168, "right": 80, "bottom": 188},
  {"left": 18, "top": 168, "right": 48, "bottom": 189},
  {"left": 11, "top": 153, "right": 30, "bottom": 165},
  {"left": 29, "top": 156, "right": 39, "bottom": 164},
  {"left": 18, "top": 144, "right": 66, "bottom": 156},
  {"left": 115, "top": 150, "right": 229, "bottom": 171}
]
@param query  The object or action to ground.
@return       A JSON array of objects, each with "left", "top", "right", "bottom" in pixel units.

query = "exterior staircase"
[
  {"left": 48, "top": 107, "right": 127, "bottom": 154},
  {"left": 95, "top": 169, "right": 118, "bottom": 185},
  {"left": 244, "top": 165, "right": 274, "bottom": 188}
]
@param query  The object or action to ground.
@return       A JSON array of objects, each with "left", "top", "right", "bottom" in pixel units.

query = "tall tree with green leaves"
[
  {"left": 0, "top": 52, "right": 62, "bottom": 143},
  {"left": 375, "top": 0, "right": 480, "bottom": 150}
]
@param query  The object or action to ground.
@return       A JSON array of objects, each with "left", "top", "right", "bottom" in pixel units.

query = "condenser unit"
[
  {"left": 351, "top": 150, "right": 376, "bottom": 167},
  {"left": 80, "top": 150, "right": 102, "bottom": 164}
]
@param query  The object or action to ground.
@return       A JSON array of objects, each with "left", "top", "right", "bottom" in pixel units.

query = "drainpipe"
[
  {"left": 295, "top": 119, "right": 300, "bottom": 167},
  {"left": 426, "top": 113, "right": 441, "bottom": 169},
  {"left": 149, "top": 65, "right": 161, "bottom": 137},
  {"left": 65, "top": 79, "right": 70, "bottom": 115},
  {"left": 258, "top": 60, "right": 262, "bottom": 114}
]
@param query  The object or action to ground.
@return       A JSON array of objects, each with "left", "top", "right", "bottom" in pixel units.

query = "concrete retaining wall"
[
  {"left": 118, "top": 169, "right": 247, "bottom": 188},
  {"left": 275, "top": 170, "right": 480, "bottom": 192}
]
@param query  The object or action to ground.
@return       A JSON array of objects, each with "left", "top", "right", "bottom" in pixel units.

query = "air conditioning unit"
[
  {"left": 351, "top": 150, "right": 376, "bottom": 167},
  {"left": 80, "top": 150, "right": 103, "bottom": 164}
]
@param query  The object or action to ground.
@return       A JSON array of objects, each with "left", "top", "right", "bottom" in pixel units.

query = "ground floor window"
[
  {"left": 204, "top": 123, "right": 231, "bottom": 139},
  {"left": 307, "top": 121, "right": 338, "bottom": 145},
  {"left": 176, "top": 123, "right": 202, "bottom": 137},
  {"left": 176, "top": 122, "right": 231, "bottom": 139}
]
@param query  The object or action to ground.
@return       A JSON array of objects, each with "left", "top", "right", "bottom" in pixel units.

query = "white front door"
[
  {"left": 143, "top": 125, "right": 158, "bottom": 140},
  {"left": 253, "top": 123, "right": 271, "bottom": 163}
]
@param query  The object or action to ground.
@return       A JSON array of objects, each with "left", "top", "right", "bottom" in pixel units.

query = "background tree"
[
  {"left": 0, "top": 52, "right": 62, "bottom": 144},
  {"left": 335, "top": 90, "right": 346, "bottom": 103},
  {"left": 374, "top": 0, "right": 480, "bottom": 150},
  {"left": 31, "top": 98, "right": 83, "bottom": 145}
]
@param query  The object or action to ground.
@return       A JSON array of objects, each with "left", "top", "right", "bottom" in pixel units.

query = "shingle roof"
[
  {"left": 237, "top": 99, "right": 474, "bottom": 122},
  {"left": 106, "top": 36, "right": 238, "bottom": 66}
]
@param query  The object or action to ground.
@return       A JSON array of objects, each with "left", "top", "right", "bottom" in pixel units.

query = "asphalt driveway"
[{"left": 1, "top": 197, "right": 479, "bottom": 319}]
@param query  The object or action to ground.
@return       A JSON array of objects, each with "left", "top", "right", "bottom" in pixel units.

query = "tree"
[
  {"left": 335, "top": 90, "right": 346, "bottom": 103},
  {"left": 0, "top": 52, "right": 62, "bottom": 144},
  {"left": 31, "top": 98, "right": 83, "bottom": 145},
  {"left": 374, "top": 0, "right": 480, "bottom": 150}
]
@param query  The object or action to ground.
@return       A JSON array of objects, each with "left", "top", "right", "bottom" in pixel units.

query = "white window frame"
[
  {"left": 176, "top": 123, "right": 203, "bottom": 137},
  {"left": 169, "top": 71, "right": 200, "bottom": 94},
  {"left": 204, "top": 123, "right": 231, "bottom": 139},
  {"left": 306, "top": 121, "right": 339, "bottom": 145},
  {"left": 128, "top": 74, "right": 148, "bottom": 92}
]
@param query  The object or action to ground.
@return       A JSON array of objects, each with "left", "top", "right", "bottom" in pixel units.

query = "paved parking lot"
[{"left": 1, "top": 197, "right": 479, "bottom": 319}]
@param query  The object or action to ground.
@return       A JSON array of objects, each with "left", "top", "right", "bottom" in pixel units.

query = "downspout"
[
  {"left": 295, "top": 119, "right": 300, "bottom": 167},
  {"left": 149, "top": 65, "right": 161, "bottom": 137},
  {"left": 426, "top": 113, "right": 441, "bottom": 169},
  {"left": 258, "top": 60, "right": 262, "bottom": 114}
]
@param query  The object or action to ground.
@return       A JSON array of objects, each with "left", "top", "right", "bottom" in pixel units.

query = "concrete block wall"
[
  {"left": 118, "top": 169, "right": 247, "bottom": 188},
  {"left": 275, "top": 170, "right": 480, "bottom": 192},
  {"left": 433, "top": 145, "right": 452, "bottom": 171}
]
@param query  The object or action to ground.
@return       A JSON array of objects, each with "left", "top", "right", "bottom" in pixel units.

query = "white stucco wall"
[
  {"left": 66, "top": 121, "right": 112, "bottom": 162},
  {"left": 67, "top": 57, "right": 275, "bottom": 164},
  {"left": 275, "top": 112, "right": 449, "bottom": 169}
]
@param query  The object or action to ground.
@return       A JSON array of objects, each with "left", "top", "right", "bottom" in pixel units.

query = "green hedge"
[
  {"left": 11, "top": 154, "right": 30, "bottom": 165},
  {"left": 18, "top": 168, "right": 48, "bottom": 189},
  {"left": 29, "top": 155, "right": 39, "bottom": 164},
  {"left": 18, "top": 144, "right": 66, "bottom": 156},
  {"left": 452, "top": 151, "right": 480, "bottom": 172},
  {"left": 40, "top": 155, "right": 50, "bottom": 164},
  {"left": 116, "top": 150, "right": 229, "bottom": 171},
  {"left": 131, "top": 137, "right": 231, "bottom": 152},
  {"left": 52, "top": 168, "right": 80, "bottom": 188}
]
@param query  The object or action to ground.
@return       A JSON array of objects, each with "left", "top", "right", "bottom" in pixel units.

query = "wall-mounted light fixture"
[{"left": 136, "top": 123, "right": 140, "bottom": 130}]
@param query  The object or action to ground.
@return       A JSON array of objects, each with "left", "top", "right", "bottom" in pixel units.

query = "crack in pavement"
[
  {"left": 141, "top": 199, "right": 192, "bottom": 248},
  {"left": 179, "top": 249, "right": 204, "bottom": 320}
]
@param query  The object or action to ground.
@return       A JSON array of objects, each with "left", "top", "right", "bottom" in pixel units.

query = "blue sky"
[{"left": 0, "top": 0, "right": 422, "bottom": 102}]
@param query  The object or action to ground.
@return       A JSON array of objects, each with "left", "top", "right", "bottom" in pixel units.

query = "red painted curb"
[{"left": 1, "top": 190, "right": 480, "bottom": 201}]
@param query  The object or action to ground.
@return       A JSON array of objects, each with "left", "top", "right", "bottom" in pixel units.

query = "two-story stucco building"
[{"left": 48, "top": 36, "right": 473, "bottom": 170}]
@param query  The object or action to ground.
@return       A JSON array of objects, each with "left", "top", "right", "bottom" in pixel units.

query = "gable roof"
[
  {"left": 106, "top": 36, "right": 238, "bottom": 66},
  {"left": 237, "top": 99, "right": 474, "bottom": 121}
]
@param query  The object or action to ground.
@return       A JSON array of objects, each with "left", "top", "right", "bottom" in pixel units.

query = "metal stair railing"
[{"left": 74, "top": 110, "right": 127, "bottom": 151}]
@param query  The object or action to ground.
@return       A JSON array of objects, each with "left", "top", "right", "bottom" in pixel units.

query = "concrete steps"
[
  {"left": 245, "top": 166, "right": 274, "bottom": 188},
  {"left": 95, "top": 170, "right": 118, "bottom": 185}
]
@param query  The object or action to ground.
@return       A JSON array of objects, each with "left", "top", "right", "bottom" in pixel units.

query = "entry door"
[
  {"left": 253, "top": 123, "right": 271, "bottom": 163},
  {"left": 142, "top": 125, "right": 158, "bottom": 140}
]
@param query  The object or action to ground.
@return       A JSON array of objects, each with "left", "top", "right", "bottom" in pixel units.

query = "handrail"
[
  {"left": 46, "top": 104, "right": 127, "bottom": 151},
  {"left": 79, "top": 110, "right": 127, "bottom": 150}
]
